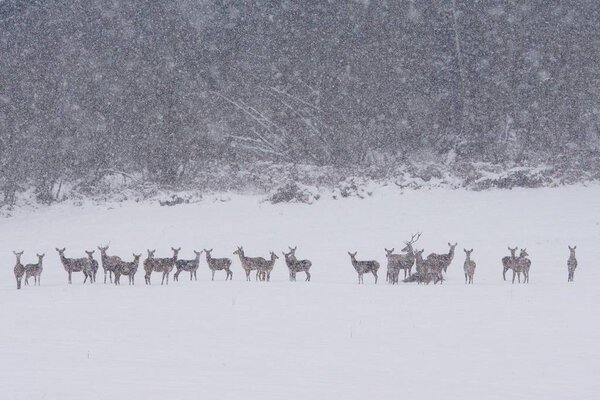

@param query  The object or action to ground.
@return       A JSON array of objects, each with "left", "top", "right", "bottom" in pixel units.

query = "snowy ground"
[{"left": 1, "top": 185, "right": 599, "bottom": 400}]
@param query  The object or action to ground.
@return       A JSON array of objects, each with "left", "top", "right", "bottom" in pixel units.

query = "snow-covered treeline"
[{"left": 1, "top": 1, "right": 599, "bottom": 204}]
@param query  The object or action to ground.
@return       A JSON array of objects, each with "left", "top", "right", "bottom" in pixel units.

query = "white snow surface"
[{"left": 1, "top": 185, "right": 599, "bottom": 400}]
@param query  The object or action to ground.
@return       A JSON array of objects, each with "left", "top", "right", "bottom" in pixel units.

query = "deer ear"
[
  {"left": 573, "top": 246, "right": 577, "bottom": 250},
  {"left": 448, "top": 242, "right": 452, "bottom": 247}
]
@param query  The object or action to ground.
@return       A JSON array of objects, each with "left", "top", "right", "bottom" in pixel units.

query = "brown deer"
[
  {"left": 24, "top": 253, "right": 44, "bottom": 286},
  {"left": 427, "top": 242, "right": 457, "bottom": 273},
  {"left": 143, "top": 250, "right": 156, "bottom": 284},
  {"left": 348, "top": 251, "right": 379, "bottom": 284},
  {"left": 567, "top": 245, "right": 577, "bottom": 282},
  {"left": 174, "top": 250, "right": 203, "bottom": 282},
  {"left": 204, "top": 249, "right": 233, "bottom": 281},
  {"left": 13, "top": 251, "right": 25, "bottom": 289},
  {"left": 502, "top": 247, "right": 518, "bottom": 280},
  {"left": 386, "top": 233, "right": 421, "bottom": 283},
  {"left": 114, "top": 254, "right": 141, "bottom": 285},
  {"left": 512, "top": 248, "right": 530, "bottom": 284},
  {"left": 97, "top": 245, "right": 122, "bottom": 284},
  {"left": 83, "top": 250, "right": 97, "bottom": 283},
  {"left": 463, "top": 249, "right": 476, "bottom": 284},
  {"left": 144, "top": 247, "right": 180, "bottom": 285},
  {"left": 518, "top": 249, "right": 531, "bottom": 284},
  {"left": 256, "top": 252, "right": 279, "bottom": 281},
  {"left": 56, "top": 248, "right": 92, "bottom": 284},
  {"left": 384, "top": 248, "right": 402, "bottom": 284},
  {"left": 414, "top": 249, "right": 443, "bottom": 284},
  {"left": 282, "top": 246, "right": 312, "bottom": 282},
  {"left": 398, "top": 232, "right": 421, "bottom": 277},
  {"left": 233, "top": 246, "right": 263, "bottom": 281}
]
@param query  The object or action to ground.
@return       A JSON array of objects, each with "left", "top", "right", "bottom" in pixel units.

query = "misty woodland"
[{"left": 1, "top": 1, "right": 599, "bottom": 206}]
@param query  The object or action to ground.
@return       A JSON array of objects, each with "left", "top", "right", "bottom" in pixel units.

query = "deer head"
[
  {"left": 568, "top": 245, "right": 577, "bottom": 254},
  {"left": 402, "top": 232, "right": 421, "bottom": 252},
  {"left": 171, "top": 247, "right": 181, "bottom": 258},
  {"left": 85, "top": 250, "right": 95, "bottom": 258},
  {"left": 348, "top": 251, "right": 357, "bottom": 259},
  {"left": 508, "top": 247, "right": 517, "bottom": 255},
  {"left": 13, "top": 251, "right": 24, "bottom": 261},
  {"left": 233, "top": 246, "right": 244, "bottom": 256},
  {"left": 146, "top": 249, "right": 156, "bottom": 258},
  {"left": 384, "top": 248, "right": 395, "bottom": 257},
  {"left": 204, "top": 248, "right": 213, "bottom": 255},
  {"left": 464, "top": 248, "right": 473, "bottom": 257},
  {"left": 55, "top": 248, "right": 66, "bottom": 256},
  {"left": 132, "top": 254, "right": 141, "bottom": 263},
  {"left": 270, "top": 251, "right": 279, "bottom": 261},
  {"left": 520, "top": 249, "right": 529, "bottom": 257},
  {"left": 37, "top": 253, "right": 45, "bottom": 259}
]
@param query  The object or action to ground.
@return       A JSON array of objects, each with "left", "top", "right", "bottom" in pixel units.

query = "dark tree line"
[{"left": 1, "top": 0, "right": 599, "bottom": 203}]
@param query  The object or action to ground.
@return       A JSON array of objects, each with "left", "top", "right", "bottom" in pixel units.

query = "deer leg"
[
  {"left": 212, "top": 270, "right": 215, "bottom": 281},
  {"left": 104, "top": 270, "right": 107, "bottom": 284},
  {"left": 373, "top": 271, "right": 378, "bottom": 284},
  {"left": 306, "top": 271, "right": 310, "bottom": 282}
]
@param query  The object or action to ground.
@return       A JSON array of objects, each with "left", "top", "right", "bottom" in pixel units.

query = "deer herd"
[{"left": 11, "top": 235, "right": 579, "bottom": 289}]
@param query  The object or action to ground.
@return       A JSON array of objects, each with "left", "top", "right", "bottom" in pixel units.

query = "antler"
[{"left": 405, "top": 232, "right": 422, "bottom": 245}]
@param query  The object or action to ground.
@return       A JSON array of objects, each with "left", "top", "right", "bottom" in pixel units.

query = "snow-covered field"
[{"left": 1, "top": 185, "right": 599, "bottom": 400}]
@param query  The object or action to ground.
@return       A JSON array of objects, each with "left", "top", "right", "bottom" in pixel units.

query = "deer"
[
  {"left": 174, "top": 250, "right": 203, "bottom": 282},
  {"left": 427, "top": 242, "right": 457, "bottom": 274},
  {"left": 233, "top": 246, "right": 263, "bottom": 281},
  {"left": 518, "top": 249, "right": 531, "bottom": 284},
  {"left": 384, "top": 248, "right": 402, "bottom": 285},
  {"left": 24, "top": 253, "right": 44, "bottom": 286},
  {"left": 204, "top": 249, "right": 233, "bottom": 281},
  {"left": 414, "top": 249, "right": 443, "bottom": 284},
  {"left": 13, "top": 251, "right": 25, "bottom": 289},
  {"left": 56, "top": 248, "right": 92, "bottom": 284},
  {"left": 256, "top": 252, "right": 279, "bottom": 281},
  {"left": 384, "top": 233, "right": 421, "bottom": 284},
  {"left": 143, "top": 250, "right": 156, "bottom": 284},
  {"left": 282, "top": 246, "right": 312, "bottom": 282},
  {"left": 502, "top": 247, "right": 518, "bottom": 280},
  {"left": 567, "top": 245, "right": 577, "bottom": 282},
  {"left": 83, "top": 250, "right": 98, "bottom": 283},
  {"left": 399, "top": 232, "right": 421, "bottom": 277},
  {"left": 512, "top": 248, "right": 530, "bottom": 284},
  {"left": 348, "top": 251, "right": 379, "bottom": 284},
  {"left": 144, "top": 247, "right": 180, "bottom": 285},
  {"left": 114, "top": 254, "right": 141, "bottom": 285},
  {"left": 463, "top": 249, "right": 476, "bottom": 284},
  {"left": 97, "top": 245, "right": 122, "bottom": 284}
]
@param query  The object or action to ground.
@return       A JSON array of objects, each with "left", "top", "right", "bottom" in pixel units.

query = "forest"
[{"left": 1, "top": 0, "right": 598, "bottom": 203}]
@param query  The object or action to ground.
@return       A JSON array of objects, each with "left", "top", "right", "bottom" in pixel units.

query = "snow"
[{"left": 1, "top": 185, "right": 600, "bottom": 400}]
